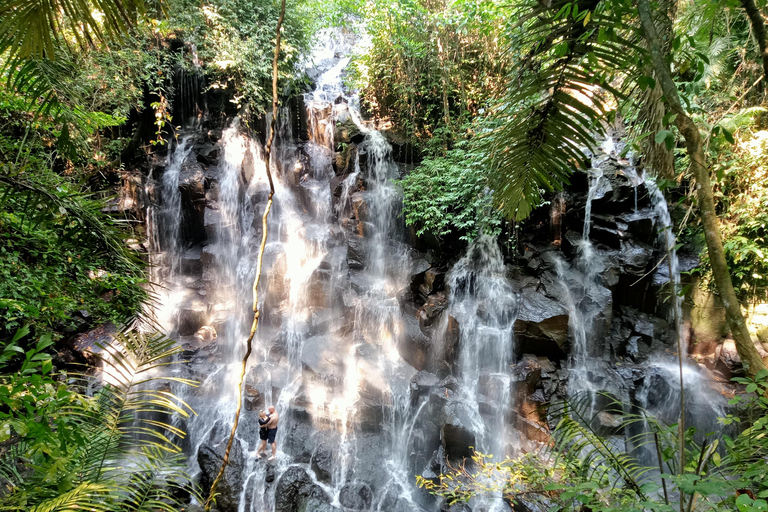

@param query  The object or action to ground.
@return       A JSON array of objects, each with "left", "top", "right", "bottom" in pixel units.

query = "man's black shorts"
[{"left": 267, "top": 428, "right": 278, "bottom": 444}]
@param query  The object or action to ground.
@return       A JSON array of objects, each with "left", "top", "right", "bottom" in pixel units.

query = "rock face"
[
  {"left": 144, "top": 54, "right": 727, "bottom": 512},
  {"left": 274, "top": 467, "right": 331, "bottom": 512},
  {"left": 197, "top": 422, "right": 246, "bottom": 512},
  {"left": 339, "top": 482, "right": 373, "bottom": 510},
  {"left": 514, "top": 286, "right": 569, "bottom": 358},
  {"left": 178, "top": 155, "right": 207, "bottom": 245}
]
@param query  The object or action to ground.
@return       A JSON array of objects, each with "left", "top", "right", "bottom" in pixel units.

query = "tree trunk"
[
  {"left": 637, "top": 0, "right": 768, "bottom": 376},
  {"left": 740, "top": 0, "right": 768, "bottom": 90}
]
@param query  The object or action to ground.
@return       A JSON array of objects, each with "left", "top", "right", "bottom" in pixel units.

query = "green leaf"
[
  {"left": 638, "top": 75, "right": 656, "bottom": 91},
  {"left": 655, "top": 130, "right": 672, "bottom": 144},
  {"left": 722, "top": 127, "right": 735, "bottom": 144},
  {"left": 42, "top": 359, "right": 52, "bottom": 374}
]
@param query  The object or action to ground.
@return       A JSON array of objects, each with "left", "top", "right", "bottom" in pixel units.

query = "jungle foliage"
[
  {"left": 0, "top": 0, "right": 319, "bottom": 507},
  {"left": 418, "top": 373, "right": 768, "bottom": 512},
  {"left": 0, "top": 328, "right": 199, "bottom": 512}
]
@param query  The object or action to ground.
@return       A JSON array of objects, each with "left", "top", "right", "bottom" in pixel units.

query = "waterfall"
[
  {"left": 446, "top": 236, "right": 517, "bottom": 456},
  {"left": 142, "top": 29, "right": 451, "bottom": 512},
  {"left": 646, "top": 177, "right": 685, "bottom": 355},
  {"left": 158, "top": 136, "right": 193, "bottom": 277},
  {"left": 141, "top": 31, "right": 736, "bottom": 512}
]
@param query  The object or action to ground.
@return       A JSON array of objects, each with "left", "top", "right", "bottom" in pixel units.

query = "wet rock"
[
  {"left": 409, "top": 258, "right": 432, "bottom": 292},
  {"left": 419, "top": 292, "right": 448, "bottom": 330},
  {"left": 339, "top": 482, "right": 373, "bottom": 510},
  {"left": 410, "top": 371, "right": 440, "bottom": 405},
  {"left": 204, "top": 207, "right": 221, "bottom": 241},
  {"left": 514, "top": 287, "right": 568, "bottom": 358},
  {"left": 311, "top": 438, "right": 335, "bottom": 483},
  {"left": 381, "top": 487, "right": 425, "bottom": 512},
  {"left": 178, "top": 156, "right": 207, "bottom": 245},
  {"left": 538, "top": 357, "right": 556, "bottom": 376},
  {"left": 624, "top": 335, "right": 651, "bottom": 362},
  {"left": 419, "top": 268, "right": 446, "bottom": 301},
  {"left": 441, "top": 401, "right": 475, "bottom": 461},
  {"left": 194, "top": 325, "right": 217, "bottom": 342},
  {"left": 265, "top": 463, "right": 276, "bottom": 484},
  {"left": 177, "top": 300, "right": 208, "bottom": 336},
  {"left": 351, "top": 191, "right": 368, "bottom": 223},
  {"left": 301, "top": 335, "right": 345, "bottom": 387},
  {"left": 274, "top": 466, "right": 331, "bottom": 512},
  {"left": 398, "top": 313, "right": 431, "bottom": 371},
  {"left": 243, "top": 383, "right": 264, "bottom": 411},
  {"left": 280, "top": 421, "right": 315, "bottom": 463},
  {"left": 442, "top": 502, "right": 472, "bottom": 512},
  {"left": 357, "top": 360, "right": 388, "bottom": 432},
  {"left": 619, "top": 209, "right": 656, "bottom": 245},
  {"left": 334, "top": 107, "right": 364, "bottom": 146},
  {"left": 180, "top": 247, "right": 203, "bottom": 276},
  {"left": 347, "top": 233, "right": 367, "bottom": 270},
  {"left": 516, "top": 416, "right": 550, "bottom": 443},
  {"left": 618, "top": 238, "right": 654, "bottom": 274},
  {"left": 442, "top": 315, "right": 461, "bottom": 372},
  {"left": 195, "top": 142, "right": 219, "bottom": 165},
  {"left": 197, "top": 422, "right": 246, "bottom": 512},
  {"left": 303, "top": 498, "right": 341, "bottom": 512},
  {"left": 511, "top": 354, "right": 542, "bottom": 402},
  {"left": 397, "top": 288, "right": 420, "bottom": 317}
]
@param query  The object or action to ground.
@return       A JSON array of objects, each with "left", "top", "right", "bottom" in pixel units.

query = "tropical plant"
[
  {"left": 418, "top": 378, "right": 768, "bottom": 512},
  {"left": 398, "top": 139, "right": 502, "bottom": 242},
  {"left": 0, "top": 166, "right": 148, "bottom": 342},
  {"left": 0, "top": 328, "right": 200, "bottom": 511}
]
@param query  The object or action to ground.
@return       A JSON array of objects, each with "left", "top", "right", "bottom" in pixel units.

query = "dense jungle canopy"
[{"left": 1, "top": 0, "right": 768, "bottom": 511}]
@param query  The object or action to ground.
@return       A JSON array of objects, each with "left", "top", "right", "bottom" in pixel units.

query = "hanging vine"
[{"left": 203, "top": 0, "right": 285, "bottom": 508}]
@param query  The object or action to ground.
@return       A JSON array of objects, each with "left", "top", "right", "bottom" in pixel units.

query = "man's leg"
[{"left": 269, "top": 442, "right": 277, "bottom": 460}]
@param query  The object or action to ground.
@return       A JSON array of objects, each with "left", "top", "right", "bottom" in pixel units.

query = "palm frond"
[
  {"left": 114, "top": 447, "right": 202, "bottom": 512},
  {"left": 28, "top": 483, "right": 113, "bottom": 512},
  {"left": 0, "top": 172, "right": 142, "bottom": 270},
  {"left": 0, "top": 0, "right": 147, "bottom": 61},
  {"left": 0, "top": 329, "right": 198, "bottom": 511},
  {"left": 549, "top": 391, "right": 652, "bottom": 498},
  {"left": 483, "top": 0, "right": 640, "bottom": 220}
]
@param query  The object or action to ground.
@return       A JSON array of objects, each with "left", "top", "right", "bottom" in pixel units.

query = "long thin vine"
[{"left": 204, "top": 0, "right": 285, "bottom": 508}]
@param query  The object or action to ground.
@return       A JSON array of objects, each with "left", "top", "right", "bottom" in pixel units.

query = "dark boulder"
[
  {"left": 197, "top": 422, "right": 246, "bottom": 512},
  {"left": 514, "top": 286, "right": 568, "bottom": 358},
  {"left": 274, "top": 466, "right": 331, "bottom": 512},
  {"left": 441, "top": 401, "right": 475, "bottom": 461},
  {"left": 339, "top": 482, "right": 373, "bottom": 510},
  {"left": 303, "top": 498, "right": 342, "bottom": 512},
  {"left": 347, "top": 233, "right": 368, "bottom": 270},
  {"left": 418, "top": 292, "right": 448, "bottom": 330},
  {"left": 311, "top": 435, "right": 336, "bottom": 483},
  {"left": 418, "top": 268, "right": 446, "bottom": 301},
  {"left": 176, "top": 300, "right": 208, "bottom": 336},
  {"left": 397, "top": 313, "right": 431, "bottom": 371},
  {"left": 410, "top": 371, "right": 440, "bottom": 405},
  {"left": 334, "top": 106, "right": 364, "bottom": 146},
  {"left": 178, "top": 155, "right": 207, "bottom": 245}
]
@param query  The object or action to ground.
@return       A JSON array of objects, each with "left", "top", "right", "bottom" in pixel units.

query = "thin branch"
[{"left": 203, "top": 0, "right": 285, "bottom": 509}]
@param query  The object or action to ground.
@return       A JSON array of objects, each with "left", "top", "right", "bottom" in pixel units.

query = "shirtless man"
[{"left": 264, "top": 405, "right": 279, "bottom": 460}]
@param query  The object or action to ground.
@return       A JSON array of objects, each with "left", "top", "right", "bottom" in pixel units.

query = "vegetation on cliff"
[{"left": 3, "top": 0, "right": 768, "bottom": 509}]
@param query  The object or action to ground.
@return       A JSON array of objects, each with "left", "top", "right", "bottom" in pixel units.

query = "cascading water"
[
  {"left": 144, "top": 31, "right": 458, "bottom": 512},
  {"left": 445, "top": 236, "right": 517, "bottom": 457},
  {"left": 645, "top": 176, "right": 685, "bottom": 354},
  {"left": 141, "top": 30, "right": 738, "bottom": 512}
]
